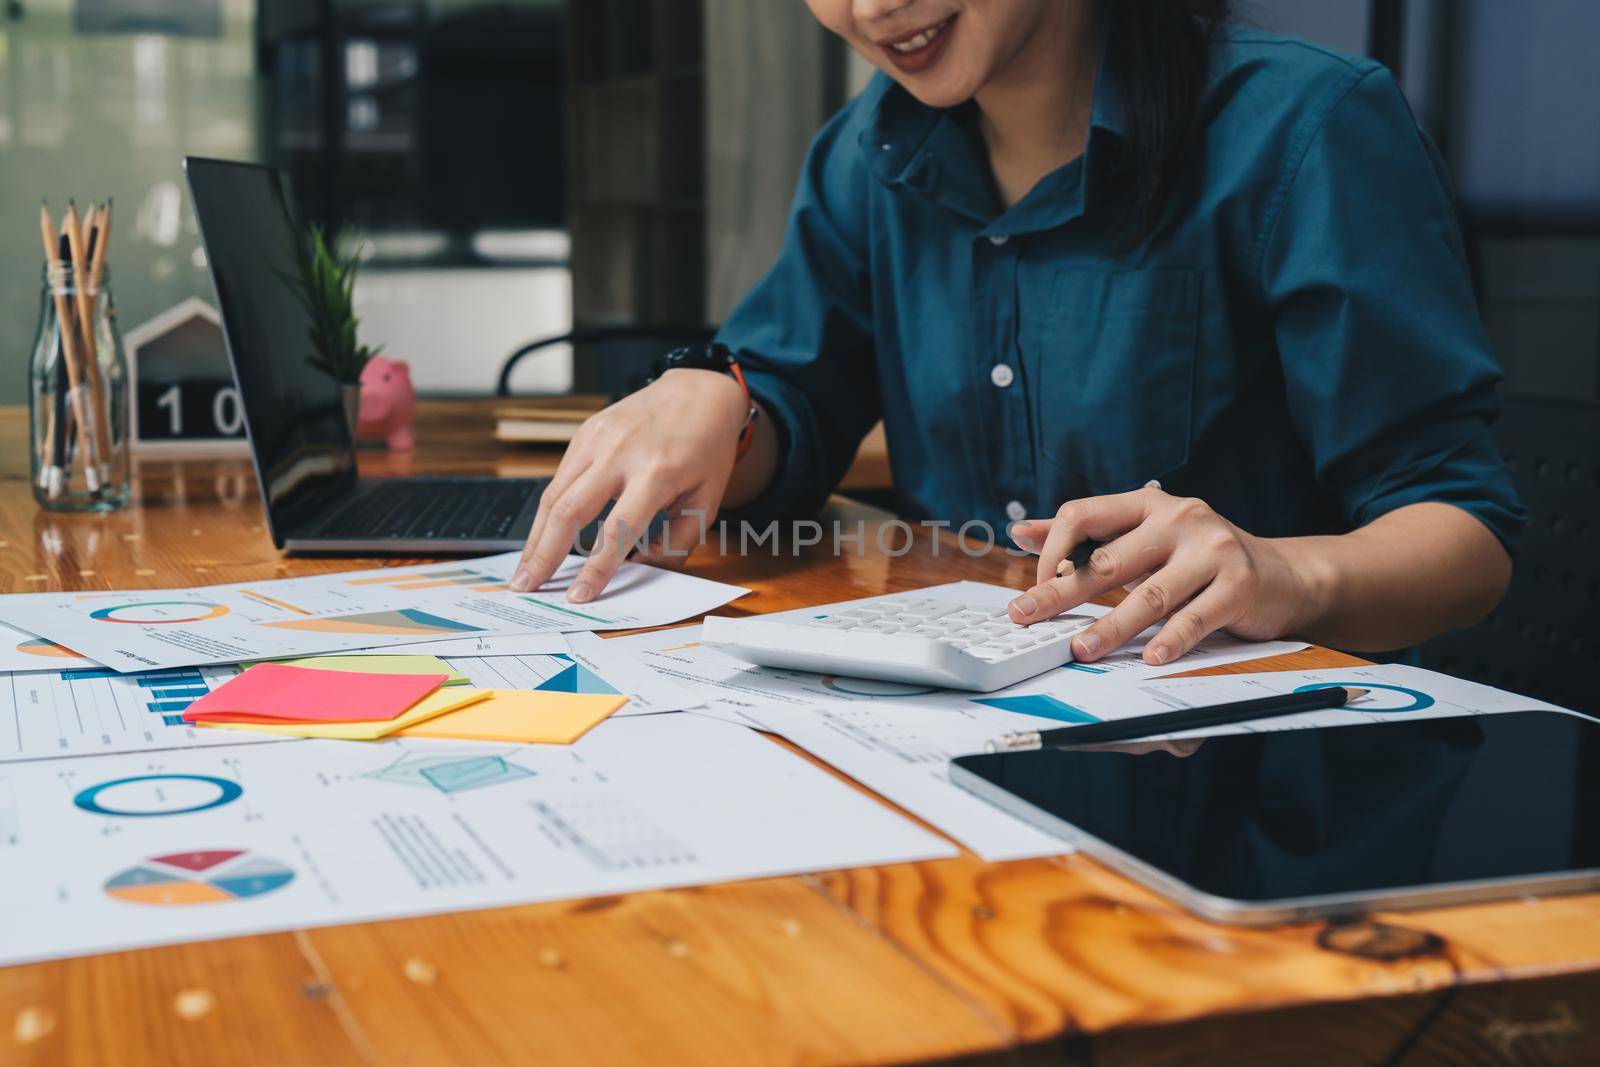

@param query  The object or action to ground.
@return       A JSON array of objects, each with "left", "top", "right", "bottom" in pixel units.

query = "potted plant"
[{"left": 290, "top": 224, "right": 378, "bottom": 435}]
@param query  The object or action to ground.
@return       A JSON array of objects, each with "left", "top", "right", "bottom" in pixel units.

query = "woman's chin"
[{"left": 889, "top": 71, "right": 981, "bottom": 110}]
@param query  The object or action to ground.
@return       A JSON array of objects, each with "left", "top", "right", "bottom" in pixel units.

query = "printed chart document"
[
  {"left": 0, "top": 621, "right": 95, "bottom": 672},
  {"left": 360, "top": 632, "right": 571, "bottom": 659},
  {"left": 441, "top": 633, "right": 699, "bottom": 716},
  {"left": 614, "top": 630, "right": 1080, "bottom": 860},
  {"left": 0, "top": 715, "right": 955, "bottom": 967},
  {"left": 1016, "top": 663, "right": 1570, "bottom": 740},
  {"left": 1, "top": 634, "right": 678, "bottom": 766},
  {"left": 564, "top": 633, "right": 702, "bottom": 716},
  {"left": 0, "top": 555, "right": 747, "bottom": 674},
  {"left": 632, "top": 640, "right": 1566, "bottom": 860},
  {"left": 1, "top": 664, "right": 283, "bottom": 765},
  {"left": 605, "top": 601, "right": 1309, "bottom": 861}
]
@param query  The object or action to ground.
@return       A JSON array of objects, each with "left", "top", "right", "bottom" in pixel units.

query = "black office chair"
[
  {"left": 496, "top": 324, "right": 717, "bottom": 397},
  {"left": 1419, "top": 396, "right": 1600, "bottom": 715}
]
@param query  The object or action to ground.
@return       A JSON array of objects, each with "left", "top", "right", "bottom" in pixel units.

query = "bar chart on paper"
[
  {"left": 342, "top": 567, "right": 509, "bottom": 593},
  {"left": 447, "top": 653, "right": 621, "bottom": 696},
  {"left": 0, "top": 666, "right": 281, "bottom": 764}
]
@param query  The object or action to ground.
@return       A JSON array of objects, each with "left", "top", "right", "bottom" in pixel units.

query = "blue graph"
[
  {"left": 420, "top": 756, "right": 536, "bottom": 793},
  {"left": 971, "top": 693, "right": 1100, "bottom": 724},
  {"left": 368, "top": 752, "right": 536, "bottom": 794},
  {"left": 64, "top": 667, "right": 212, "bottom": 726},
  {"left": 1293, "top": 681, "right": 1436, "bottom": 713},
  {"left": 74, "top": 774, "right": 243, "bottom": 817},
  {"left": 536, "top": 655, "right": 621, "bottom": 695}
]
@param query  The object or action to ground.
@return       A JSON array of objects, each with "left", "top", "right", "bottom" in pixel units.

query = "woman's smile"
[{"left": 877, "top": 14, "right": 957, "bottom": 74}]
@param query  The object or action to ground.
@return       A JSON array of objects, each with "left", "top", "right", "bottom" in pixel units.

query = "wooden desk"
[{"left": 3, "top": 399, "right": 1598, "bottom": 1066}]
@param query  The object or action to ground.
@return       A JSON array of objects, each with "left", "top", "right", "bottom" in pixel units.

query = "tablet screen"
[{"left": 953, "top": 711, "right": 1600, "bottom": 903}]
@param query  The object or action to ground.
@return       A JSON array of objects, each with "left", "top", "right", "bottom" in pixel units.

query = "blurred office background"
[
  {"left": 2, "top": 0, "right": 1596, "bottom": 402},
  {"left": 0, "top": 1, "right": 1594, "bottom": 699}
]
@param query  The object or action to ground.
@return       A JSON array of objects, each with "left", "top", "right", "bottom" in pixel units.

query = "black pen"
[{"left": 984, "top": 686, "right": 1371, "bottom": 752}]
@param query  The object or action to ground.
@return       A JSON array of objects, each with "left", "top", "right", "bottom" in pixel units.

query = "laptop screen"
[{"left": 184, "top": 157, "right": 356, "bottom": 541}]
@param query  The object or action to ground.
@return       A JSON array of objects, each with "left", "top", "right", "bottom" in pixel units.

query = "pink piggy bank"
[{"left": 357, "top": 356, "right": 417, "bottom": 451}]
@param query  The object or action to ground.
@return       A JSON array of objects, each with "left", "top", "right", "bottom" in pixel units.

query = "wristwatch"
[{"left": 649, "top": 343, "right": 760, "bottom": 460}]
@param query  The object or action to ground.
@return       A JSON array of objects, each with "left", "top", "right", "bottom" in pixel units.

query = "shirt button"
[
  {"left": 988, "top": 234, "right": 1009, "bottom": 246},
  {"left": 990, "top": 364, "right": 1014, "bottom": 388},
  {"left": 1005, "top": 500, "right": 1027, "bottom": 522}
]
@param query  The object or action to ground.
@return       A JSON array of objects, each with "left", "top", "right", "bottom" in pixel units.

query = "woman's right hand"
[{"left": 508, "top": 368, "right": 767, "bottom": 602}]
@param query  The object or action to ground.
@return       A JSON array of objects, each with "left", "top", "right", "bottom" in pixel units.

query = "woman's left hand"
[{"left": 1008, "top": 486, "right": 1323, "bottom": 666}]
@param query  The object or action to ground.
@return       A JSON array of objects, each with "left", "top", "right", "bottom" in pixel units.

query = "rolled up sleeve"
[
  {"left": 715, "top": 106, "right": 881, "bottom": 523},
  {"left": 1260, "top": 66, "right": 1526, "bottom": 553}
]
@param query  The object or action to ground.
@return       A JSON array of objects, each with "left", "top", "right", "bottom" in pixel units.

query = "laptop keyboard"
[{"left": 316, "top": 480, "right": 541, "bottom": 541}]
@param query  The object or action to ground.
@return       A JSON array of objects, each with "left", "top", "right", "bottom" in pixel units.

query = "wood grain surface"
[{"left": 2, "top": 401, "right": 1597, "bottom": 1067}]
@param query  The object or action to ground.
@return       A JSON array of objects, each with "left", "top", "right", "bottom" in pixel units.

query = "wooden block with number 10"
[{"left": 127, "top": 297, "right": 250, "bottom": 456}]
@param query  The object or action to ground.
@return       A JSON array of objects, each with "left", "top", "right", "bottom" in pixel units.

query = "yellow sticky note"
[
  {"left": 267, "top": 654, "right": 470, "bottom": 686},
  {"left": 207, "top": 687, "right": 492, "bottom": 741},
  {"left": 397, "top": 689, "right": 627, "bottom": 744}
]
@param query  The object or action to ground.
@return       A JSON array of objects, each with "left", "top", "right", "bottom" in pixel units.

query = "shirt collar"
[{"left": 858, "top": 16, "right": 1129, "bottom": 234}]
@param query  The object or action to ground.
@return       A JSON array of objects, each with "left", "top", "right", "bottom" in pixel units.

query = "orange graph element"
[
  {"left": 17, "top": 637, "right": 85, "bottom": 659},
  {"left": 105, "top": 880, "right": 234, "bottom": 905},
  {"left": 262, "top": 608, "right": 483, "bottom": 638},
  {"left": 238, "top": 590, "right": 315, "bottom": 616},
  {"left": 341, "top": 569, "right": 505, "bottom": 592},
  {"left": 388, "top": 578, "right": 505, "bottom": 591}
]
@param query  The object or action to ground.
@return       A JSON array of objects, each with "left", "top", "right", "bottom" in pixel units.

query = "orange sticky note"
[
  {"left": 397, "top": 689, "right": 627, "bottom": 744},
  {"left": 182, "top": 663, "right": 448, "bottom": 724}
]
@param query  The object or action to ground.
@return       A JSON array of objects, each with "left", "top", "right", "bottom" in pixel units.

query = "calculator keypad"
[{"left": 804, "top": 598, "right": 1093, "bottom": 662}]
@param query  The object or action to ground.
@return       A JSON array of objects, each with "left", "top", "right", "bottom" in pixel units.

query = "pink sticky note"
[{"left": 181, "top": 663, "right": 448, "bottom": 725}]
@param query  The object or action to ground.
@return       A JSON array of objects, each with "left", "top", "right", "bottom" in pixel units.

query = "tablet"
[{"left": 950, "top": 710, "right": 1600, "bottom": 924}]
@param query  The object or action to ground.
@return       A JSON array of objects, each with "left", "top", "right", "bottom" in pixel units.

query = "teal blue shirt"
[{"left": 718, "top": 29, "right": 1526, "bottom": 552}]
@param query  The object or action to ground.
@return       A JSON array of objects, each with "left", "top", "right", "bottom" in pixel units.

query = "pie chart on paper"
[
  {"left": 88, "top": 601, "right": 231, "bottom": 625},
  {"left": 16, "top": 637, "right": 84, "bottom": 659},
  {"left": 103, "top": 849, "right": 295, "bottom": 906}
]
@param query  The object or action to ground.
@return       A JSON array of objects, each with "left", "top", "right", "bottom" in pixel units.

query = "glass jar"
[{"left": 28, "top": 263, "right": 131, "bottom": 511}]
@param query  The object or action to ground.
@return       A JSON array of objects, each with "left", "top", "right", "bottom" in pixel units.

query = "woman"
[{"left": 511, "top": 0, "right": 1524, "bottom": 667}]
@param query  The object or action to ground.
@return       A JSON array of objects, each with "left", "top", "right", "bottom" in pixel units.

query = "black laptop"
[{"left": 184, "top": 157, "right": 546, "bottom": 554}]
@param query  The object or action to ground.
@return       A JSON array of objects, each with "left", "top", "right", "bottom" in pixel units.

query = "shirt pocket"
[{"left": 1036, "top": 267, "right": 1200, "bottom": 492}]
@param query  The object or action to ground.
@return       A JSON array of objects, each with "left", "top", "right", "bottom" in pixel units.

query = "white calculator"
[{"left": 700, "top": 592, "right": 1096, "bottom": 693}]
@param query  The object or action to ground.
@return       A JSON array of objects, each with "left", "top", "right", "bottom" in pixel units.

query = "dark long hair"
[{"left": 1099, "top": 0, "right": 1231, "bottom": 241}]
